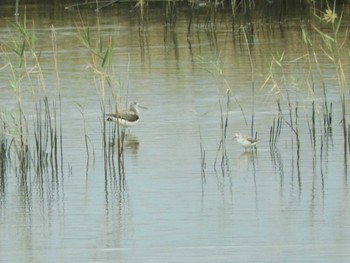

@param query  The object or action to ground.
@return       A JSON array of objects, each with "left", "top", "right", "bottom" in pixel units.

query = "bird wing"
[
  {"left": 117, "top": 112, "right": 139, "bottom": 122},
  {"left": 106, "top": 111, "right": 139, "bottom": 121},
  {"left": 105, "top": 113, "right": 118, "bottom": 118},
  {"left": 246, "top": 136, "right": 257, "bottom": 143}
]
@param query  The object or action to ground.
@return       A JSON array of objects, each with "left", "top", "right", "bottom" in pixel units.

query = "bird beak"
[{"left": 138, "top": 105, "right": 147, "bottom": 109}]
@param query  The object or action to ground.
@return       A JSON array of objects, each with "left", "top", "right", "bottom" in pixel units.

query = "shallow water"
[{"left": 1, "top": 3, "right": 350, "bottom": 262}]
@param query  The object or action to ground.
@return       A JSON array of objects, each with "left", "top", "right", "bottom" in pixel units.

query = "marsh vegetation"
[{"left": 1, "top": 1, "right": 350, "bottom": 262}]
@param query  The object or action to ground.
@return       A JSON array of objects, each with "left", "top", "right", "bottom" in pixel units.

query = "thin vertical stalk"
[
  {"left": 101, "top": 102, "right": 108, "bottom": 180},
  {"left": 270, "top": 99, "right": 282, "bottom": 147},
  {"left": 0, "top": 120, "right": 8, "bottom": 192},
  {"left": 342, "top": 95, "right": 347, "bottom": 154},
  {"left": 242, "top": 25, "right": 255, "bottom": 138},
  {"left": 15, "top": 0, "right": 19, "bottom": 16},
  {"left": 295, "top": 104, "right": 301, "bottom": 191},
  {"left": 198, "top": 122, "right": 206, "bottom": 184},
  {"left": 58, "top": 94, "right": 63, "bottom": 177},
  {"left": 214, "top": 90, "right": 230, "bottom": 176},
  {"left": 51, "top": 25, "right": 63, "bottom": 177}
]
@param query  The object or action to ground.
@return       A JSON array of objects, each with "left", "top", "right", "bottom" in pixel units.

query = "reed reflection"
[
  {"left": 115, "top": 134, "right": 140, "bottom": 156},
  {"left": 0, "top": 123, "right": 7, "bottom": 196},
  {"left": 105, "top": 126, "right": 140, "bottom": 193},
  {"left": 164, "top": 27, "right": 179, "bottom": 62},
  {"left": 103, "top": 184, "right": 132, "bottom": 250},
  {"left": 103, "top": 134, "right": 133, "bottom": 249},
  {"left": 270, "top": 146, "right": 286, "bottom": 200},
  {"left": 104, "top": 136, "right": 132, "bottom": 245}
]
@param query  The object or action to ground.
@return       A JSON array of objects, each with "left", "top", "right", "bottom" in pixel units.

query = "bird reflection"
[
  {"left": 239, "top": 151, "right": 257, "bottom": 164},
  {"left": 123, "top": 134, "right": 140, "bottom": 154},
  {"left": 114, "top": 134, "right": 140, "bottom": 155}
]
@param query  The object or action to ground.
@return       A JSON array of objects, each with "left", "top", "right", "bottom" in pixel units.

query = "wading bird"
[
  {"left": 106, "top": 102, "right": 145, "bottom": 128},
  {"left": 234, "top": 133, "right": 258, "bottom": 150}
]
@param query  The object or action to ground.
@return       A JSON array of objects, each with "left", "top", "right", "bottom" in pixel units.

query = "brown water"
[{"left": 1, "top": 3, "right": 350, "bottom": 262}]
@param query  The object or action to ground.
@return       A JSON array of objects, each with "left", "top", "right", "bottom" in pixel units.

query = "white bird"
[
  {"left": 234, "top": 133, "right": 258, "bottom": 150},
  {"left": 106, "top": 102, "right": 144, "bottom": 128}
]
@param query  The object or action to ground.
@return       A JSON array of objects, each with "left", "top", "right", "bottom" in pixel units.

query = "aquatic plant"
[
  {"left": 242, "top": 26, "right": 256, "bottom": 139},
  {"left": 77, "top": 13, "right": 131, "bottom": 186},
  {"left": 214, "top": 89, "right": 230, "bottom": 175},
  {"left": 196, "top": 54, "right": 232, "bottom": 174},
  {"left": 286, "top": 95, "right": 301, "bottom": 189},
  {"left": 78, "top": 24, "right": 115, "bottom": 68},
  {"left": 306, "top": 3, "right": 348, "bottom": 152},
  {"left": 322, "top": 83, "right": 332, "bottom": 134},
  {"left": 0, "top": 15, "right": 65, "bottom": 184},
  {"left": 269, "top": 99, "right": 282, "bottom": 147},
  {"left": 0, "top": 117, "right": 9, "bottom": 192},
  {"left": 77, "top": 102, "right": 96, "bottom": 176},
  {"left": 50, "top": 25, "right": 64, "bottom": 176},
  {"left": 165, "top": 0, "right": 177, "bottom": 26},
  {"left": 198, "top": 121, "right": 206, "bottom": 184}
]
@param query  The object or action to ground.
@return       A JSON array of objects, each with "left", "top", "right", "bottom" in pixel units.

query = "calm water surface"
[{"left": 1, "top": 3, "right": 350, "bottom": 262}]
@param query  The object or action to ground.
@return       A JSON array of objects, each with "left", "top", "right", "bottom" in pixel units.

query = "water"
[{"left": 1, "top": 3, "right": 350, "bottom": 262}]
